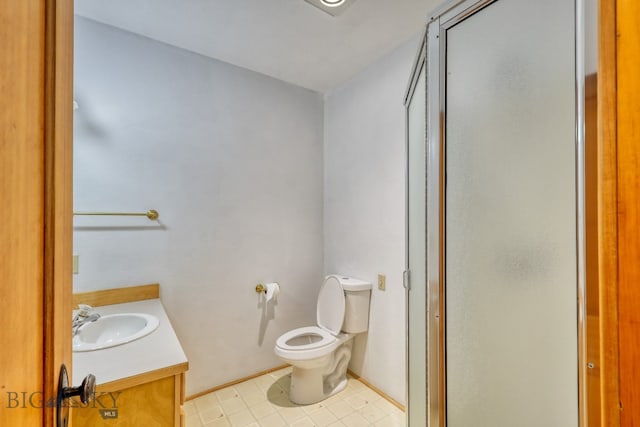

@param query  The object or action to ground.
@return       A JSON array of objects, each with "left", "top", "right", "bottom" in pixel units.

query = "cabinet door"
[{"left": 72, "top": 376, "right": 178, "bottom": 426}]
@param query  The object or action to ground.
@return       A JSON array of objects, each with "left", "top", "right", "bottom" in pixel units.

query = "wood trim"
[
  {"left": 174, "top": 376, "right": 179, "bottom": 425},
  {"left": 347, "top": 370, "right": 406, "bottom": 412},
  {"left": 42, "top": 0, "right": 74, "bottom": 425},
  {"left": 72, "top": 283, "right": 160, "bottom": 307},
  {"left": 173, "top": 373, "right": 184, "bottom": 427},
  {"left": 176, "top": 373, "right": 185, "bottom": 427},
  {"left": 95, "top": 362, "right": 188, "bottom": 393},
  {"left": 179, "top": 372, "right": 185, "bottom": 405},
  {"left": 598, "top": 0, "right": 621, "bottom": 425},
  {"left": 615, "top": 0, "right": 640, "bottom": 424},
  {"left": 185, "top": 365, "right": 289, "bottom": 401}
]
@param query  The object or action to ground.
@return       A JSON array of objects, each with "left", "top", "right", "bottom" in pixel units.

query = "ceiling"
[{"left": 75, "top": 0, "right": 442, "bottom": 93}]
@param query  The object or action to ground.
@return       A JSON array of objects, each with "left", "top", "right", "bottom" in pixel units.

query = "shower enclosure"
[{"left": 405, "top": 0, "right": 594, "bottom": 425}]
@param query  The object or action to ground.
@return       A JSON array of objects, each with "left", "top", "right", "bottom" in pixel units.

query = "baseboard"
[
  {"left": 186, "top": 365, "right": 289, "bottom": 401},
  {"left": 347, "top": 369, "right": 406, "bottom": 412}
]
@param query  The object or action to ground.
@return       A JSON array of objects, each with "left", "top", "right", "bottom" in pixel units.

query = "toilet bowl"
[{"left": 274, "top": 275, "right": 371, "bottom": 405}]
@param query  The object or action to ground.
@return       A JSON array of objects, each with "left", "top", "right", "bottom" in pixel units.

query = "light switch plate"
[
  {"left": 72, "top": 255, "right": 79, "bottom": 274},
  {"left": 378, "top": 274, "right": 386, "bottom": 291}
]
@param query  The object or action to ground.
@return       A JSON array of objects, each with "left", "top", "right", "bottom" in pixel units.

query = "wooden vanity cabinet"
[
  {"left": 72, "top": 369, "right": 186, "bottom": 427},
  {"left": 71, "top": 285, "right": 188, "bottom": 426}
]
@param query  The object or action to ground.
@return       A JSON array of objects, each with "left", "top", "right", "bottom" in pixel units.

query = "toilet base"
[
  {"left": 287, "top": 341, "right": 352, "bottom": 405},
  {"left": 289, "top": 368, "right": 349, "bottom": 405},
  {"left": 289, "top": 366, "right": 325, "bottom": 405}
]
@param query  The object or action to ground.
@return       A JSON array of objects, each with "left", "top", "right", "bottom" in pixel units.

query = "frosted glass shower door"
[
  {"left": 406, "top": 53, "right": 427, "bottom": 427},
  {"left": 443, "top": 0, "right": 579, "bottom": 426}
]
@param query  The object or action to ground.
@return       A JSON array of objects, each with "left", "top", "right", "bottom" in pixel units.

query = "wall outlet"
[
  {"left": 72, "top": 255, "right": 79, "bottom": 275},
  {"left": 378, "top": 274, "right": 386, "bottom": 291}
]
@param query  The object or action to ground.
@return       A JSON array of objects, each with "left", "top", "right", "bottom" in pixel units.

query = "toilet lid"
[{"left": 316, "top": 275, "right": 345, "bottom": 335}]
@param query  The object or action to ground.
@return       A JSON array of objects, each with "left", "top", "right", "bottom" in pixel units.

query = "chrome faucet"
[{"left": 72, "top": 304, "right": 101, "bottom": 336}]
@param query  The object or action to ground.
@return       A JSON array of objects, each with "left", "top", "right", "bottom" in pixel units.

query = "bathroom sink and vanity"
[{"left": 71, "top": 284, "right": 188, "bottom": 427}]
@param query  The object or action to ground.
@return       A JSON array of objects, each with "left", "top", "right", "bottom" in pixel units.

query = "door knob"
[
  {"left": 64, "top": 372, "right": 96, "bottom": 404},
  {"left": 57, "top": 364, "right": 96, "bottom": 427}
]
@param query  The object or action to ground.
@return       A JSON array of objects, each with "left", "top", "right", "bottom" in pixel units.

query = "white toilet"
[{"left": 274, "top": 275, "right": 371, "bottom": 405}]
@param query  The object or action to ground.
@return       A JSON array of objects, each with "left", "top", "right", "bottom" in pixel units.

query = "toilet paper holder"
[{"left": 255, "top": 283, "right": 279, "bottom": 294}]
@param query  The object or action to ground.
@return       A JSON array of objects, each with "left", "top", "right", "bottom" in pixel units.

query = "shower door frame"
[
  {"left": 404, "top": 29, "right": 428, "bottom": 427},
  {"left": 423, "top": 0, "right": 588, "bottom": 426}
]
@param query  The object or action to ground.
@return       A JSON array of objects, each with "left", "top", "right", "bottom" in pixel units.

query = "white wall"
[
  {"left": 324, "top": 36, "right": 420, "bottom": 405},
  {"left": 73, "top": 17, "right": 324, "bottom": 396},
  {"left": 74, "top": 16, "right": 420, "bottom": 403}
]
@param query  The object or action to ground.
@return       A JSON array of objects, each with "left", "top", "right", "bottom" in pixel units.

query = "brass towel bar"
[{"left": 73, "top": 210, "right": 159, "bottom": 220}]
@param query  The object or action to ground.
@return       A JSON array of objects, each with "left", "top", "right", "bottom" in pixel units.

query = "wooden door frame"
[
  {"left": 597, "top": 0, "right": 619, "bottom": 425},
  {"left": 598, "top": 0, "right": 640, "bottom": 425},
  {"left": 43, "top": 0, "right": 74, "bottom": 425}
]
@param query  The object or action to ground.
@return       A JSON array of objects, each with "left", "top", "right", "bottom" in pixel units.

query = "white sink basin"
[{"left": 73, "top": 313, "right": 159, "bottom": 352}]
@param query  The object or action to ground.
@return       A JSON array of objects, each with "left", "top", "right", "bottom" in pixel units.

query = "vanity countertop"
[{"left": 72, "top": 298, "right": 188, "bottom": 387}]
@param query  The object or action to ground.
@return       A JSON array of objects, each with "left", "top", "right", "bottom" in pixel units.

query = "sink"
[{"left": 73, "top": 313, "right": 160, "bottom": 352}]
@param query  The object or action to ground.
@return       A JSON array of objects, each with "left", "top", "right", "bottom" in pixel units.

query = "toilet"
[{"left": 274, "top": 275, "right": 371, "bottom": 405}]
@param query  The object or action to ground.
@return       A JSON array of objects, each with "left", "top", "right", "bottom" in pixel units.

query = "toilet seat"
[
  {"left": 276, "top": 326, "right": 336, "bottom": 351},
  {"left": 275, "top": 326, "right": 349, "bottom": 361}
]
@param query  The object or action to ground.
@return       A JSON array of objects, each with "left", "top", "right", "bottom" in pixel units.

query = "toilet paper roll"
[{"left": 265, "top": 282, "right": 280, "bottom": 303}]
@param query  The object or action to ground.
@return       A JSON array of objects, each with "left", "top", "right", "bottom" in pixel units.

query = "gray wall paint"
[
  {"left": 324, "top": 36, "right": 420, "bottom": 405},
  {"left": 73, "top": 17, "right": 324, "bottom": 395}
]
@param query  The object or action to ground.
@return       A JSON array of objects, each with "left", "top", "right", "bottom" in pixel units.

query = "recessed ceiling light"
[
  {"left": 320, "top": 0, "right": 346, "bottom": 6},
  {"left": 304, "top": 0, "right": 356, "bottom": 17}
]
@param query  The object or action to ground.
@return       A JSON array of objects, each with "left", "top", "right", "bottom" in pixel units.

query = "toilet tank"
[{"left": 332, "top": 276, "right": 372, "bottom": 334}]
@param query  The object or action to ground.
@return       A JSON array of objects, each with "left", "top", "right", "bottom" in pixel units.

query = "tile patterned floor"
[{"left": 185, "top": 367, "right": 406, "bottom": 427}]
